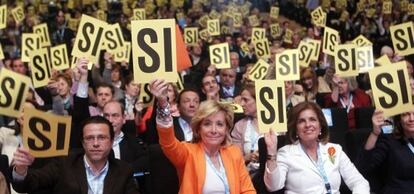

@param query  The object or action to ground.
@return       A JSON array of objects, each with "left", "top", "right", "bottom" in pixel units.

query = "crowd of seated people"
[{"left": 1, "top": 0, "right": 414, "bottom": 194}]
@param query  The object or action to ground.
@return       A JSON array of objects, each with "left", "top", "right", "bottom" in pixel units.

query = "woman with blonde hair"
[{"left": 150, "top": 79, "right": 256, "bottom": 194}]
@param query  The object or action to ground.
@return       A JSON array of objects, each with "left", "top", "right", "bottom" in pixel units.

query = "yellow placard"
[
  {"left": 207, "top": 19, "right": 220, "bottom": 36},
  {"left": 233, "top": 13, "right": 242, "bottom": 28},
  {"left": 72, "top": 14, "right": 107, "bottom": 64},
  {"left": 11, "top": 6, "right": 24, "bottom": 23},
  {"left": 275, "top": 49, "right": 300, "bottom": 81},
  {"left": 352, "top": 35, "right": 372, "bottom": 47},
  {"left": 270, "top": 6, "right": 279, "bottom": 19},
  {"left": 221, "top": 26, "right": 230, "bottom": 35},
  {"left": 139, "top": 83, "right": 154, "bottom": 108},
  {"left": 103, "top": 23, "right": 125, "bottom": 55},
  {"left": 220, "top": 101, "right": 244, "bottom": 113},
  {"left": 240, "top": 42, "right": 249, "bottom": 53},
  {"left": 209, "top": 43, "right": 231, "bottom": 69},
  {"left": 323, "top": 26, "right": 339, "bottom": 56},
  {"left": 33, "top": 23, "right": 51, "bottom": 47},
  {"left": 401, "top": 1, "right": 409, "bottom": 12},
  {"left": 408, "top": 4, "right": 414, "bottom": 15},
  {"left": 366, "top": 8, "right": 376, "bottom": 18},
  {"left": 198, "top": 15, "right": 210, "bottom": 28},
  {"left": 249, "top": 59, "right": 269, "bottom": 81},
  {"left": 50, "top": 44, "right": 70, "bottom": 71},
  {"left": 356, "top": 2, "right": 365, "bottom": 13},
  {"left": 252, "top": 28, "right": 266, "bottom": 43},
  {"left": 382, "top": 2, "right": 392, "bottom": 14},
  {"left": 0, "top": 68, "right": 31, "bottom": 118},
  {"left": 199, "top": 28, "right": 209, "bottom": 41},
  {"left": 283, "top": 29, "right": 293, "bottom": 44},
  {"left": 29, "top": 48, "right": 52, "bottom": 88},
  {"left": 184, "top": 27, "right": 198, "bottom": 46},
  {"left": 175, "top": 73, "right": 184, "bottom": 93},
  {"left": 133, "top": 8, "right": 146, "bottom": 20},
  {"left": 131, "top": 19, "right": 177, "bottom": 83},
  {"left": 390, "top": 22, "right": 414, "bottom": 56},
  {"left": 369, "top": 61, "right": 413, "bottom": 117},
  {"left": 270, "top": 23, "right": 281, "bottom": 38},
  {"left": 23, "top": 108, "right": 72, "bottom": 158},
  {"left": 114, "top": 41, "right": 131, "bottom": 63},
  {"left": 68, "top": 18, "right": 80, "bottom": 31},
  {"left": 254, "top": 39, "right": 270, "bottom": 59},
  {"left": 307, "top": 39, "right": 321, "bottom": 61},
  {"left": 98, "top": 0, "right": 108, "bottom": 11},
  {"left": 375, "top": 54, "right": 392, "bottom": 66},
  {"left": 248, "top": 15, "right": 260, "bottom": 27},
  {"left": 356, "top": 46, "right": 374, "bottom": 73},
  {"left": 209, "top": 10, "right": 220, "bottom": 20},
  {"left": 38, "top": 4, "right": 48, "bottom": 14},
  {"left": 311, "top": 6, "right": 326, "bottom": 27},
  {"left": 70, "top": 57, "right": 95, "bottom": 70},
  {"left": 298, "top": 41, "right": 314, "bottom": 67},
  {"left": 21, "top": 33, "right": 41, "bottom": 62},
  {"left": 0, "top": 5, "right": 7, "bottom": 29},
  {"left": 96, "top": 10, "right": 106, "bottom": 21},
  {"left": 255, "top": 80, "right": 287, "bottom": 133},
  {"left": 0, "top": 44, "right": 4, "bottom": 60},
  {"left": 334, "top": 44, "right": 359, "bottom": 77}
]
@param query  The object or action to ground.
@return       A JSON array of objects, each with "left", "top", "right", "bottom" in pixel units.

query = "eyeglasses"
[{"left": 83, "top": 135, "right": 110, "bottom": 143}]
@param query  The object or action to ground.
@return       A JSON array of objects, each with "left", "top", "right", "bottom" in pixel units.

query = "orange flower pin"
[{"left": 328, "top": 147, "right": 336, "bottom": 164}]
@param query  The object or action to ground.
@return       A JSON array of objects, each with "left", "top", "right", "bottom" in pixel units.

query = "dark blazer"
[
  {"left": 219, "top": 84, "right": 242, "bottom": 99},
  {"left": 144, "top": 117, "right": 185, "bottom": 144},
  {"left": 119, "top": 134, "right": 148, "bottom": 173},
  {"left": 12, "top": 151, "right": 139, "bottom": 194}
]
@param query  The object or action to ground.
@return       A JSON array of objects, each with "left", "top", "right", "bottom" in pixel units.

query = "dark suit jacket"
[
  {"left": 219, "top": 84, "right": 242, "bottom": 99},
  {"left": 119, "top": 134, "right": 148, "bottom": 173},
  {"left": 144, "top": 117, "right": 185, "bottom": 144},
  {"left": 12, "top": 151, "right": 139, "bottom": 194}
]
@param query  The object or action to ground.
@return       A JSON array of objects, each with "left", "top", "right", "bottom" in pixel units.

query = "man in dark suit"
[
  {"left": 51, "top": 10, "right": 75, "bottom": 53},
  {"left": 103, "top": 101, "right": 148, "bottom": 193},
  {"left": 219, "top": 68, "right": 242, "bottom": 100},
  {"left": 11, "top": 116, "right": 139, "bottom": 194}
]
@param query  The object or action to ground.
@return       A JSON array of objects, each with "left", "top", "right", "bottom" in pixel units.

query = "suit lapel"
[
  {"left": 103, "top": 159, "right": 115, "bottom": 194},
  {"left": 173, "top": 117, "right": 185, "bottom": 141},
  {"left": 291, "top": 143, "right": 321, "bottom": 176},
  {"left": 75, "top": 157, "right": 89, "bottom": 194}
]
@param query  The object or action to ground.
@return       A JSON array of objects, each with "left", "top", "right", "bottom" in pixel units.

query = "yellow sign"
[
  {"left": 233, "top": 13, "right": 242, "bottom": 28},
  {"left": 184, "top": 27, "right": 198, "bottom": 46},
  {"left": 209, "top": 43, "right": 230, "bottom": 69},
  {"left": 270, "top": 23, "right": 281, "bottom": 38},
  {"left": 0, "top": 68, "right": 30, "bottom": 118},
  {"left": 209, "top": 10, "right": 220, "bottom": 20},
  {"left": 103, "top": 23, "right": 125, "bottom": 55},
  {"left": 255, "top": 80, "right": 287, "bottom": 133},
  {"left": 98, "top": 0, "right": 108, "bottom": 11},
  {"left": 0, "top": 5, "right": 7, "bottom": 29},
  {"left": 71, "top": 57, "right": 95, "bottom": 70},
  {"left": 275, "top": 49, "right": 300, "bottom": 80},
  {"left": 50, "top": 44, "right": 70, "bottom": 71},
  {"left": 252, "top": 28, "right": 266, "bottom": 43},
  {"left": 33, "top": 23, "right": 51, "bottom": 47},
  {"left": 249, "top": 59, "right": 269, "bottom": 81},
  {"left": 270, "top": 6, "right": 279, "bottom": 19},
  {"left": 139, "top": 83, "right": 154, "bottom": 108},
  {"left": 375, "top": 54, "right": 392, "bottom": 66},
  {"left": 29, "top": 48, "right": 52, "bottom": 88},
  {"left": 408, "top": 4, "right": 414, "bottom": 15},
  {"left": 198, "top": 15, "right": 210, "bottom": 28},
  {"left": 11, "top": 6, "right": 24, "bottom": 23},
  {"left": 248, "top": 15, "right": 260, "bottom": 27},
  {"left": 254, "top": 39, "right": 270, "bottom": 59},
  {"left": 283, "top": 29, "right": 293, "bottom": 44},
  {"left": 133, "top": 8, "right": 146, "bottom": 20},
  {"left": 401, "top": 1, "right": 409, "bottom": 12},
  {"left": 207, "top": 19, "right": 220, "bottom": 36},
  {"left": 311, "top": 6, "right": 326, "bottom": 27},
  {"left": 298, "top": 41, "right": 314, "bottom": 67},
  {"left": 131, "top": 19, "right": 177, "bottom": 83},
  {"left": 114, "top": 41, "right": 131, "bottom": 63},
  {"left": 0, "top": 44, "right": 3, "bottom": 60},
  {"left": 323, "top": 26, "right": 339, "bottom": 56},
  {"left": 382, "top": 2, "right": 392, "bottom": 14},
  {"left": 369, "top": 61, "right": 413, "bottom": 117},
  {"left": 334, "top": 44, "right": 359, "bottom": 77},
  {"left": 23, "top": 108, "right": 72, "bottom": 158},
  {"left": 390, "top": 22, "right": 414, "bottom": 56},
  {"left": 307, "top": 39, "right": 321, "bottom": 61},
  {"left": 357, "top": 46, "right": 374, "bottom": 73},
  {"left": 199, "top": 28, "right": 209, "bottom": 41},
  {"left": 21, "top": 33, "right": 41, "bottom": 62},
  {"left": 96, "top": 10, "right": 106, "bottom": 21},
  {"left": 352, "top": 35, "right": 372, "bottom": 47},
  {"left": 72, "top": 14, "right": 107, "bottom": 64}
]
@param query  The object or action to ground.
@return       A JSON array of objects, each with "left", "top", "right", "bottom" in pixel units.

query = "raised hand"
[
  {"left": 149, "top": 79, "right": 169, "bottom": 108},
  {"left": 264, "top": 129, "right": 278, "bottom": 156},
  {"left": 12, "top": 147, "right": 35, "bottom": 176},
  {"left": 371, "top": 109, "right": 385, "bottom": 136}
]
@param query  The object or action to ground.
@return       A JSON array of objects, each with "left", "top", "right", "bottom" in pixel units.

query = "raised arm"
[{"left": 364, "top": 109, "right": 384, "bottom": 150}]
